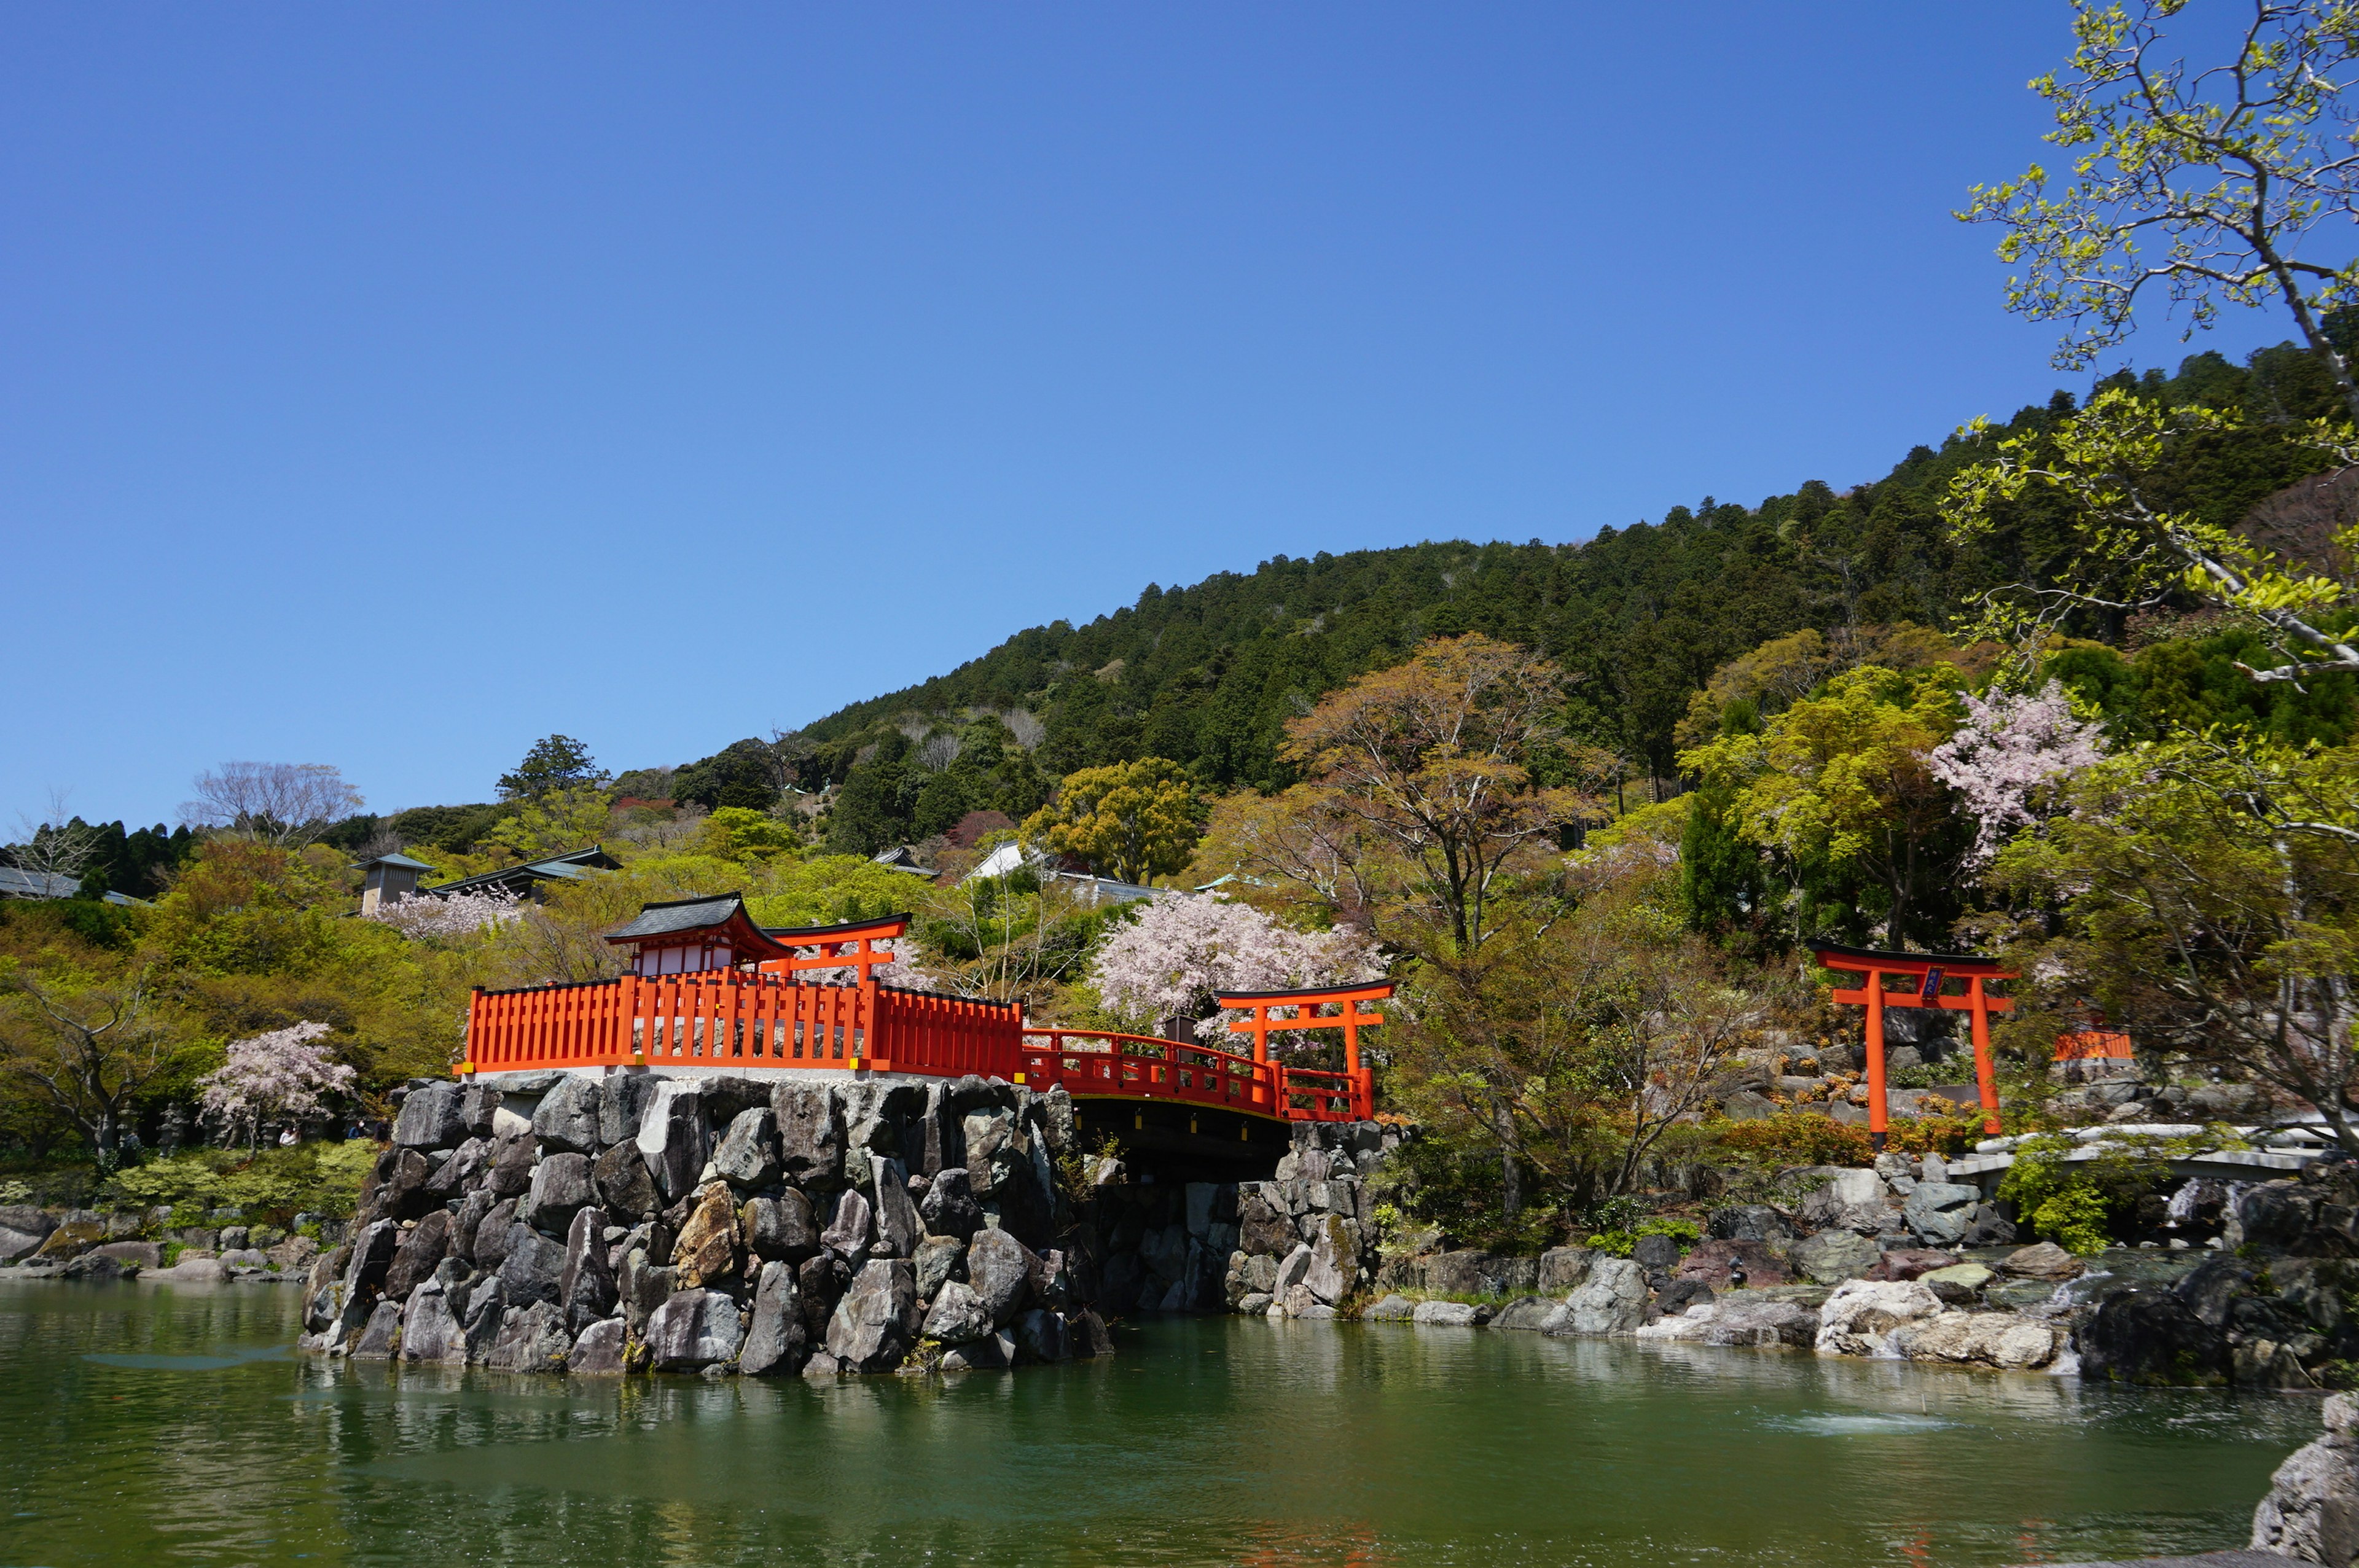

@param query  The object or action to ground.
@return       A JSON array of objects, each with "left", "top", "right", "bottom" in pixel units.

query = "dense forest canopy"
[{"left": 765, "top": 340, "right": 2345, "bottom": 854}]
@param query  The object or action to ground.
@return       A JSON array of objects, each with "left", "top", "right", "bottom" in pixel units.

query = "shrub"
[
  {"left": 1717, "top": 1114, "right": 1874, "bottom": 1167},
  {"left": 1587, "top": 1215, "right": 1702, "bottom": 1257},
  {"left": 102, "top": 1140, "right": 379, "bottom": 1223}
]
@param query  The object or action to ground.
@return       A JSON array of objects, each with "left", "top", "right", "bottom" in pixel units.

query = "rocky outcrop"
[
  {"left": 2252, "top": 1392, "right": 2359, "bottom": 1564},
  {"left": 277, "top": 1071, "right": 1108, "bottom": 1379}
]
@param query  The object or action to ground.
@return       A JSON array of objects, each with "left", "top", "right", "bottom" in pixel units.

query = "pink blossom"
[
  {"left": 1090, "top": 895, "right": 1383, "bottom": 1048},
  {"left": 1929, "top": 680, "right": 2107, "bottom": 867},
  {"left": 367, "top": 887, "right": 521, "bottom": 940},
  {"left": 197, "top": 1021, "right": 356, "bottom": 1145}
]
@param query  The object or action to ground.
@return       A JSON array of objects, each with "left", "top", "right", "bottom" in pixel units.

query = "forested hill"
[{"left": 788, "top": 341, "right": 2341, "bottom": 829}]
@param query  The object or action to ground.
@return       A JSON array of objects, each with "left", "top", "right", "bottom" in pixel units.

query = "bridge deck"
[{"left": 460, "top": 972, "right": 1372, "bottom": 1123}]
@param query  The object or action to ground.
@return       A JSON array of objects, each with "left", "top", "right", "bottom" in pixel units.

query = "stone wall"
[{"left": 297, "top": 1072, "right": 1113, "bottom": 1376}]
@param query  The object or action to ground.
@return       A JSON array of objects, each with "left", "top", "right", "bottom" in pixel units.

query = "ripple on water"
[{"left": 1759, "top": 1412, "right": 1958, "bottom": 1436}]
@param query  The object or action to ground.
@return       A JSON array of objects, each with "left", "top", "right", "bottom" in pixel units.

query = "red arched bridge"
[{"left": 459, "top": 897, "right": 1385, "bottom": 1131}]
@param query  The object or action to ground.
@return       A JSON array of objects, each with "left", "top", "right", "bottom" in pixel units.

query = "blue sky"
[{"left": 0, "top": 4, "right": 2304, "bottom": 830}]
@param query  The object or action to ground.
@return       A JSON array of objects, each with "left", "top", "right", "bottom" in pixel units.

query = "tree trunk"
[{"left": 1491, "top": 1097, "right": 1521, "bottom": 1219}]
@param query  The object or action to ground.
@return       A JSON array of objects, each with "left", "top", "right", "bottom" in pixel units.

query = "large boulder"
[
  {"left": 0, "top": 1205, "right": 56, "bottom": 1239},
  {"left": 671, "top": 1184, "right": 742, "bottom": 1289},
  {"left": 382, "top": 1211, "right": 451, "bottom": 1303},
  {"left": 1797, "top": 1168, "right": 1891, "bottom": 1234},
  {"left": 1676, "top": 1238, "right": 1790, "bottom": 1289},
  {"left": 350, "top": 1299, "right": 404, "bottom": 1359},
  {"left": 599, "top": 1073, "right": 660, "bottom": 1147},
  {"left": 424, "top": 1136, "right": 491, "bottom": 1202},
  {"left": 2252, "top": 1393, "right": 2359, "bottom": 1564},
  {"left": 820, "top": 1188, "right": 874, "bottom": 1258},
  {"left": 1707, "top": 1204, "right": 1795, "bottom": 1244},
  {"left": 531, "top": 1076, "right": 603, "bottom": 1155},
  {"left": 714, "top": 1107, "right": 782, "bottom": 1190},
  {"left": 740, "top": 1191, "right": 820, "bottom": 1263},
  {"left": 1538, "top": 1247, "right": 1595, "bottom": 1294},
  {"left": 870, "top": 1157, "right": 923, "bottom": 1259},
  {"left": 471, "top": 1199, "right": 520, "bottom": 1272},
  {"left": 560, "top": 1206, "right": 618, "bottom": 1330},
  {"left": 496, "top": 1221, "right": 567, "bottom": 1307},
  {"left": 774, "top": 1082, "right": 844, "bottom": 1185},
  {"left": 914, "top": 1235, "right": 968, "bottom": 1301},
  {"left": 525, "top": 1152, "right": 597, "bottom": 1240},
  {"left": 1815, "top": 1279, "right": 1944, "bottom": 1357},
  {"left": 740, "top": 1262, "right": 807, "bottom": 1377},
  {"left": 1704, "top": 1297, "right": 1820, "bottom": 1348},
  {"left": 1554, "top": 1256, "right": 1649, "bottom": 1338},
  {"left": 2078, "top": 1288, "right": 2229, "bottom": 1386},
  {"left": 619, "top": 1248, "right": 677, "bottom": 1334},
  {"left": 636, "top": 1081, "right": 711, "bottom": 1205},
  {"left": 918, "top": 1168, "right": 984, "bottom": 1244},
  {"left": 1998, "top": 1241, "right": 2086, "bottom": 1281},
  {"left": 646, "top": 1285, "right": 745, "bottom": 1371},
  {"left": 340, "top": 1219, "right": 402, "bottom": 1301},
  {"left": 1302, "top": 1214, "right": 1355, "bottom": 1305},
  {"left": 460, "top": 1083, "right": 503, "bottom": 1140},
  {"left": 1890, "top": 1310, "right": 2066, "bottom": 1370},
  {"left": 485, "top": 1299, "right": 573, "bottom": 1372},
  {"left": 1901, "top": 1182, "right": 1983, "bottom": 1247},
  {"left": 487, "top": 1134, "right": 535, "bottom": 1201},
  {"left": 399, "top": 1279, "right": 469, "bottom": 1365},
  {"left": 1234, "top": 1188, "right": 1293, "bottom": 1258},
  {"left": 1789, "top": 1229, "right": 1880, "bottom": 1286},
  {"left": 393, "top": 1083, "right": 467, "bottom": 1150},
  {"left": 797, "top": 1253, "right": 850, "bottom": 1347},
  {"left": 569, "top": 1317, "right": 628, "bottom": 1375},
  {"left": 825, "top": 1258, "right": 920, "bottom": 1372},
  {"left": 592, "top": 1141, "right": 659, "bottom": 1218},
  {"left": 1011, "top": 1308, "right": 1071, "bottom": 1363},
  {"left": 921, "top": 1279, "right": 994, "bottom": 1344},
  {"left": 968, "top": 1228, "right": 1036, "bottom": 1327}
]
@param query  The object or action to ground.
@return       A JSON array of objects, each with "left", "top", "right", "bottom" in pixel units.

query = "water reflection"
[{"left": 0, "top": 1278, "right": 2328, "bottom": 1567}]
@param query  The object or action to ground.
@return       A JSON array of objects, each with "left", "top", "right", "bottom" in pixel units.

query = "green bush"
[
  {"left": 102, "top": 1141, "right": 379, "bottom": 1223},
  {"left": 1587, "top": 1216, "right": 1701, "bottom": 1258}
]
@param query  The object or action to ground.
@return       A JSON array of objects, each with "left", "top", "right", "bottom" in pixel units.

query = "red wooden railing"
[
  {"left": 1017, "top": 1028, "right": 1374, "bottom": 1122},
  {"left": 461, "top": 978, "right": 1371, "bottom": 1121}
]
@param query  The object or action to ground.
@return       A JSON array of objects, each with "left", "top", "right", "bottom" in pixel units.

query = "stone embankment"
[
  {"left": 292, "top": 1074, "right": 1116, "bottom": 1376},
  {"left": 1206, "top": 1126, "right": 2359, "bottom": 1391}
]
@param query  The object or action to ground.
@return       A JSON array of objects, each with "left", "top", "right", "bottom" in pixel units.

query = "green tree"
[
  {"left": 1963, "top": 0, "right": 2359, "bottom": 424},
  {"left": 1681, "top": 665, "right": 1966, "bottom": 946},
  {"left": 1021, "top": 758, "right": 1203, "bottom": 887},
  {"left": 479, "top": 787, "right": 612, "bottom": 864},
  {"left": 1987, "top": 735, "right": 2359, "bottom": 1150},
  {"left": 0, "top": 959, "right": 192, "bottom": 1161},
  {"left": 498, "top": 735, "right": 609, "bottom": 802}
]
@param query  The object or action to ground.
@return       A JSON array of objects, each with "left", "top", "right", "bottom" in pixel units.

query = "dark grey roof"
[
  {"left": 605, "top": 894, "right": 748, "bottom": 941},
  {"left": 0, "top": 867, "right": 80, "bottom": 899},
  {"left": 423, "top": 844, "right": 622, "bottom": 899},
  {"left": 355, "top": 852, "right": 436, "bottom": 872}
]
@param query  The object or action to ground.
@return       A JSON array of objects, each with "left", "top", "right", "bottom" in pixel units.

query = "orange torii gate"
[
  {"left": 1809, "top": 942, "right": 2014, "bottom": 1149},
  {"left": 756, "top": 914, "right": 911, "bottom": 985},
  {"left": 1215, "top": 981, "right": 1393, "bottom": 1123}
]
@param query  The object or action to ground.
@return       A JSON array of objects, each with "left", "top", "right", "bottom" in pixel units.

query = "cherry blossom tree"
[
  {"left": 1928, "top": 680, "right": 2109, "bottom": 868},
  {"left": 1090, "top": 894, "right": 1382, "bottom": 1047},
  {"left": 366, "top": 887, "right": 521, "bottom": 940},
  {"left": 197, "top": 1022, "right": 354, "bottom": 1150}
]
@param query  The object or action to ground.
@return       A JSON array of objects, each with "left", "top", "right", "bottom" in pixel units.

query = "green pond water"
[{"left": 0, "top": 1276, "right": 2326, "bottom": 1567}]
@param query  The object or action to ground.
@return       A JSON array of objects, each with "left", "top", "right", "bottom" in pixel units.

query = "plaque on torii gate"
[{"left": 1808, "top": 942, "right": 2016, "bottom": 1150}]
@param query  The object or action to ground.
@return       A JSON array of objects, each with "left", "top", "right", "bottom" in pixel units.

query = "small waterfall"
[{"left": 2165, "top": 1179, "right": 2202, "bottom": 1224}]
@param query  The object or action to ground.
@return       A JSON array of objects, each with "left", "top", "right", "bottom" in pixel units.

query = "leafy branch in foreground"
[
  {"left": 1943, "top": 386, "right": 2359, "bottom": 682},
  {"left": 1962, "top": 0, "right": 2359, "bottom": 423}
]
